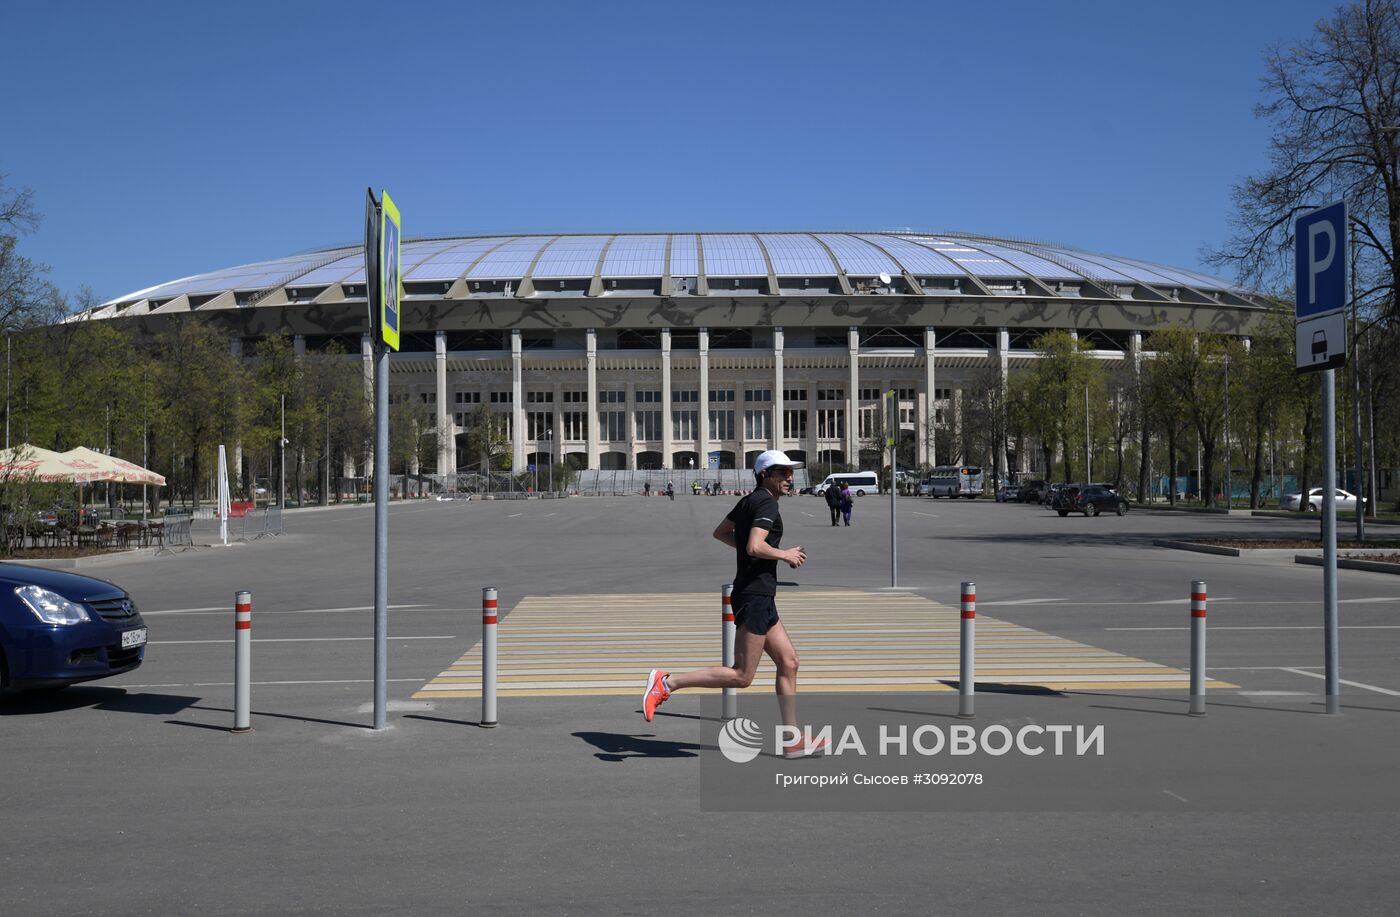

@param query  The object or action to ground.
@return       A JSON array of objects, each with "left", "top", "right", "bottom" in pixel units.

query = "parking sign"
[{"left": 1294, "top": 201, "right": 1347, "bottom": 372}]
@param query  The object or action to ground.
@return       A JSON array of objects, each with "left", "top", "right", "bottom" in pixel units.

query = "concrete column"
[
  {"left": 808, "top": 381, "right": 820, "bottom": 466},
  {"left": 1129, "top": 331, "right": 1143, "bottom": 371},
  {"left": 661, "top": 328, "right": 673, "bottom": 468},
  {"left": 293, "top": 334, "right": 306, "bottom": 358},
  {"left": 511, "top": 330, "right": 524, "bottom": 473},
  {"left": 436, "top": 331, "right": 452, "bottom": 477},
  {"left": 924, "top": 328, "right": 936, "bottom": 468},
  {"left": 552, "top": 380, "right": 564, "bottom": 471},
  {"left": 231, "top": 337, "right": 245, "bottom": 490},
  {"left": 735, "top": 380, "right": 747, "bottom": 469},
  {"left": 847, "top": 326, "right": 860, "bottom": 468},
  {"left": 698, "top": 328, "right": 711, "bottom": 470},
  {"left": 997, "top": 327, "right": 1010, "bottom": 484},
  {"left": 586, "top": 329, "right": 599, "bottom": 469},
  {"left": 626, "top": 379, "right": 638, "bottom": 469},
  {"left": 772, "top": 327, "right": 784, "bottom": 451}
]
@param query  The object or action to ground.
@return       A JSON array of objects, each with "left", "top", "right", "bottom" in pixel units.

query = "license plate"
[{"left": 121, "top": 627, "right": 147, "bottom": 649}]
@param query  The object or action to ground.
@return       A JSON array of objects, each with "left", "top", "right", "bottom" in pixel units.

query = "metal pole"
[
  {"left": 373, "top": 344, "right": 389, "bottom": 729},
  {"left": 279, "top": 394, "right": 286, "bottom": 511},
  {"left": 889, "top": 440, "right": 897, "bottom": 588},
  {"left": 1084, "top": 384, "right": 1090, "bottom": 481},
  {"left": 721, "top": 583, "right": 736, "bottom": 720},
  {"left": 1189, "top": 581, "right": 1207, "bottom": 716},
  {"left": 1224, "top": 355, "right": 1231, "bottom": 510},
  {"left": 1322, "top": 369, "right": 1340, "bottom": 715},
  {"left": 482, "top": 586, "right": 498, "bottom": 727},
  {"left": 958, "top": 582, "right": 975, "bottom": 718},
  {"left": 233, "top": 590, "right": 252, "bottom": 733},
  {"left": 1351, "top": 221, "right": 1364, "bottom": 541}
]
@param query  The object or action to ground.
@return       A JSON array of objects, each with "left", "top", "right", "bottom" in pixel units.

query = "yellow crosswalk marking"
[{"left": 412, "top": 591, "right": 1233, "bottom": 699}]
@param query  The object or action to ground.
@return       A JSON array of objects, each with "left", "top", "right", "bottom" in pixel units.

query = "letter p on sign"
[{"left": 1295, "top": 201, "right": 1347, "bottom": 320}]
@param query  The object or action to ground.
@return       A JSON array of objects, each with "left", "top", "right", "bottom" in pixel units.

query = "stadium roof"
[{"left": 91, "top": 231, "right": 1255, "bottom": 318}]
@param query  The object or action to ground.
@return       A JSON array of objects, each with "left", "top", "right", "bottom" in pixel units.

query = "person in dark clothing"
[
  {"left": 641, "top": 450, "right": 825, "bottom": 757},
  {"left": 824, "top": 482, "right": 842, "bottom": 526}
]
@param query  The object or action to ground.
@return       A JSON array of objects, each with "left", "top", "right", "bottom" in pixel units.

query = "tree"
[
  {"left": 463, "top": 403, "right": 510, "bottom": 479},
  {"left": 0, "top": 175, "right": 63, "bottom": 334},
  {"left": 1019, "top": 331, "right": 1098, "bottom": 483},
  {"left": 1213, "top": 0, "right": 1400, "bottom": 326},
  {"left": 1147, "top": 328, "right": 1238, "bottom": 507},
  {"left": 156, "top": 320, "right": 247, "bottom": 508}
]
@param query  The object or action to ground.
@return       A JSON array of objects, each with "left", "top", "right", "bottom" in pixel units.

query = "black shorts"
[{"left": 733, "top": 593, "right": 780, "bottom": 635}]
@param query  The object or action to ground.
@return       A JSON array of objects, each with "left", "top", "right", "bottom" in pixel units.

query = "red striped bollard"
[
  {"left": 233, "top": 590, "right": 252, "bottom": 733},
  {"left": 959, "top": 582, "right": 976, "bottom": 718},
  {"left": 1190, "top": 581, "right": 1207, "bottom": 716},
  {"left": 721, "top": 583, "right": 737, "bottom": 720},
  {"left": 482, "top": 586, "right": 498, "bottom": 727}
]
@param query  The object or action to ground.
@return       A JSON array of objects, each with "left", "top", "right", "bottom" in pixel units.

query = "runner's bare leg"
[
  {"left": 667, "top": 626, "right": 764, "bottom": 690},
  {"left": 765, "top": 621, "right": 800, "bottom": 730}
]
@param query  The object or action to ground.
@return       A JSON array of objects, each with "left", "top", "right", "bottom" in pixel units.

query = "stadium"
[{"left": 76, "top": 231, "right": 1268, "bottom": 481}]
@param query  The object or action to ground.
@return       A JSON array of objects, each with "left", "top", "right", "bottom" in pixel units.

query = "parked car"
[
  {"left": 1054, "top": 484, "right": 1130, "bottom": 517},
  {"left": 1280, "top": 488, "right": 1358, "bottom": 512},
  {"left": 1016, "top": 479, "right": 1047, "bottom": 503},
  {"left": 0, "top": 564, "right": 146, "bottom": 691},
  {"left": 995, "top": 481, "right": 1018, "bottom": 502}
]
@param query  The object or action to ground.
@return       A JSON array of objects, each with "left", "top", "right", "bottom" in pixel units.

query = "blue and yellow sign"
[{"left": 379, "top": 191, "right": 402, "bottom": 352}]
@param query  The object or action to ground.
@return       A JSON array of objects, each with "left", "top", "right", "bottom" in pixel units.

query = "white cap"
[{"left": 754, "top": 449, "right": 804, "bottom": 477}]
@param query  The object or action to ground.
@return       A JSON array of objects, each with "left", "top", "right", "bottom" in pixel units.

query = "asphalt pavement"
[{"left": 4, "top": 494, "right": 1399, "bottom": 915}]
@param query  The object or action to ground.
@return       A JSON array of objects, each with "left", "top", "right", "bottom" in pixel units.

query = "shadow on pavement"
[
  {"left": 186, "top": 704, "right": 369, "bottom": 730},
  {"left": 403, "top": 713, "right": 488, "bottom": 728},
  {"left": 939, "top": 682, "right": 1066, "bottom": 696},
  {"left": 573, "top": 731, "right": 714, "bottom": 762},
  {"left": 0, "top": 686, "right": 198, "bottom": 716}
]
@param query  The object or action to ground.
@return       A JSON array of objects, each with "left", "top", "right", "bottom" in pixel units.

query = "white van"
[{"left": 813, "top": 472, "right": 880, "bottom": 497}]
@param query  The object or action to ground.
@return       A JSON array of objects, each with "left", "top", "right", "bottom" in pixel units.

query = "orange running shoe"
[
  {"left": 643, "top": 669, "right": 671, "bottom": 722},
  {"left": 782, "top": 734, "right": 830, "bottom": 759}
]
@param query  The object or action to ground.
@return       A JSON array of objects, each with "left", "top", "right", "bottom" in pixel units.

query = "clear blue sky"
[{"left": 4, "top": 0, "right": 1337, "bottom": 303}]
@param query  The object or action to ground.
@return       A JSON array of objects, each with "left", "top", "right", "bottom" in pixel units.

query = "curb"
[
  {"left": 3, "top": 547, "right": 161, "bottom": 569},
  {"left": 1295, "top": 555, "right": 1400, "bottom": 575},
  {"left": 1152, "top": 540, "right": 1311, "bottom": 558}
]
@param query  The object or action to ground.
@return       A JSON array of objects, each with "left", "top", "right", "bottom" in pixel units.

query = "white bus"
[
  {"left": 813, "top": 471, "right": 880, "bottom": 497},
  {"left": 920, "top": 465, "right": 985, "bottom": 499}
]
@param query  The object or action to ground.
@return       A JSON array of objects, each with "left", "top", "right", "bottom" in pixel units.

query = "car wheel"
[
  {"left": 1116, "top": 502, "right": 1127, "bottom": 516},
  {"left": 1085, "top": 502, "right": 1098, "bottom": 516},
  {"left": 1057, "top": 509, "right": 1069, "bottom": 517}
]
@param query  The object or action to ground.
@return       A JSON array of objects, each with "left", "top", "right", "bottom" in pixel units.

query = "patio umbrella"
[
  {"left": 57, "top": 447, "right": 166, "bottom": 486},
  {"left": 217, "top": 444, "right": 230, "bottom": 545},
  {"left": 0, "top": 444, "right": 86, "bottom": 482}
]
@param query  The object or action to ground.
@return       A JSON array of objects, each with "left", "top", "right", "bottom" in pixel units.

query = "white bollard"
[
  {"left": 721, "top": 583, "right": 737, "bottom": 720},
  {"left": 233, "top": 590, "right": 252, "bottom": 733},
  {"left": 959, "top": 582, "right": 976, "bottom": 719},
  {"left": 1190, "top": 581, "right": 1207, "bottom": 716},
  {"left": 482, "top": 586, "right": 498, "bottom": 727}
]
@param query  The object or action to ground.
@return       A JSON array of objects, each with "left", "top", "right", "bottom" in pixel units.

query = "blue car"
[{"left": 0, "top": 563, "right": 146, "bottom": 690}]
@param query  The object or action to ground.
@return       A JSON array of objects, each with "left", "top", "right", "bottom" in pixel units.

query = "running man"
[{"left": 641, "top": 450, "right": 826, "bottom": 757}]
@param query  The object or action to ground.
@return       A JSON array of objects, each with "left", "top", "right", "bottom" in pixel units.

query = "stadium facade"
[{"left": 80, "top": 231, "right": 1268, "bottom": 479}]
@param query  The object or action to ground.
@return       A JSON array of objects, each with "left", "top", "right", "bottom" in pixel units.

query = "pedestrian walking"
[
  {"left": 823, "top": 481, "right": 842, "bottom": 526},
  {"left": 641, "top": 449, "right": 826, "bottom": 757},
  {"left": 692, "top": 479, "right": 701, "bottom": 496},
  {"left": 839, "top": 482, "right": 853, "bottom": 526},
  {"left": 666, "top": 480, "right": 675, "bottom": 501}
]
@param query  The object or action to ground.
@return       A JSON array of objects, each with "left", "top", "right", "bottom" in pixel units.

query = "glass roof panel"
[
  {"left": 669, "top": 234, "right": 699, "bottom": 276},
  {"left": 1012, "top": 244, "right": 1136, "bottom": 283},
  {"left": 289, "top": 250, "right": 364, "bottom": 286},
  {"left": 760, "top": 234, "right": 837, "bottom": 276},
  {"left": 920, "top": 238, "right": 1021, "bottom": 276},
  {"left": 1055, "top": 250, "right": 1174, "bottom": 285},
  {"left": 861, "top": 235, "right": 963, "bottom": 276},
  {"left": 601, "top": 235, "right": 667, "bottom": 278},
  {"left": 1099, "top": 254, "right": 1236, "bottom": 291},
  {"left": 946, "top": 238, "right": 1081, "bottom": 280},
  {"left": 136, "top": 250, "right": 348, "bottom": 300},
  {"left": 700, "top": 234, "right": 768, "bottom": 276},
  {"left": 531, "top": 235, "right": 610, "bottom": 278},
  {"left": 816, "top": 234, "right": 901, "bottom": 276},
  {"left": 407, "top": 238, "right": 506, "bottom": 281},
  {"left": 467, "top": 237, "right": 553, "bottom": 279}
]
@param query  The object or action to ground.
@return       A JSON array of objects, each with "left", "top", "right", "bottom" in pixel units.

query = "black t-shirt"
[{"left": 727, "top": 486, "right": 783, "bottom": 596}]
